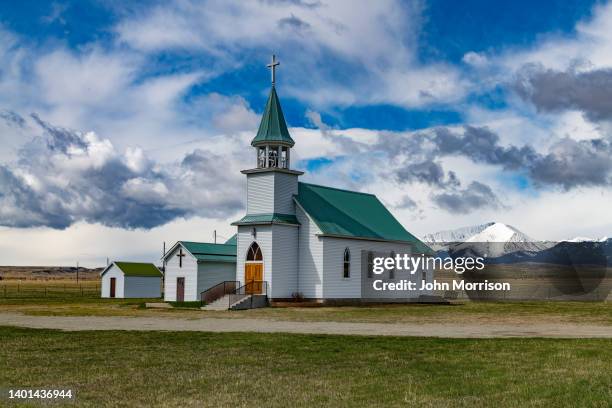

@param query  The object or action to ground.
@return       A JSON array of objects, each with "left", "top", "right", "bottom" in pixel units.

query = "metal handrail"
[
  {"left": 200, "top": 281, "right": 240, "bottom": 306},
  {"left": 227, "top": 281, "right": 268, "bottom": 310}
]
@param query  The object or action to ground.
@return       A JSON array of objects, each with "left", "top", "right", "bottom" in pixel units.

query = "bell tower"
[
  {"left": 232, "top": 55, "right": 302, "bottom": 300},
  {"left": 252, "top": 55, "right": 295, "bottom": 171}
]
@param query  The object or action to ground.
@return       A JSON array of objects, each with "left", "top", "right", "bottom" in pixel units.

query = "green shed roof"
[
  {"left": 231, "top": 213, "right": 300, "bottom": 226},
  {"left": 251, "top": 87, "right": 295, "bottom": 147},
  {"left": 179, "top": 241, "right": 237, "bottom": 263},
  {"left": 224, "top": 234, "right": 237, "bottom": 245},
  {"left": 295, "top": 182, "right": 433, "bottom": 254},
  {"left": 114, "top": 262, "right": 162, "bottom": 277}
]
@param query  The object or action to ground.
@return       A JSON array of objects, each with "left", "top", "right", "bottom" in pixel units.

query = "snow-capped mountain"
[
  {"left": 423, "top": 222, "right": 534, "bottom": 243},
  {"left": 424, "top": 222, "right": 550, "bottom": 258},
  {"left": 422, "top": 222, "right": 495, "bottom": 243}
]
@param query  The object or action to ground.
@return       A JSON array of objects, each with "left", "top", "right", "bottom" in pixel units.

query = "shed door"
[
  {"left": 176, "top": 277, "right": 185, "bottom": 302},
  {"left": 110, "top": 278, "right": 116, "bottom": 298}
]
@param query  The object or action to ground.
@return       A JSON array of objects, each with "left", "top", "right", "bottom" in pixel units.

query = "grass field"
[
  {"left": 0, "top": 280, "right": 99, "bottom": 298},
  {"left": 1, "top": 294, "right": 611, "bottom": 325},
  {"left": 1, "top": 326, "right": 610, "bottom": 407}
]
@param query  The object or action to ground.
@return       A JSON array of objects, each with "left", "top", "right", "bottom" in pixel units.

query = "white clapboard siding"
[
  {"left": 247, "top": 173, "right": 275, "bottom": 214},
  {"left": 124, "top": 276, "right": 162, "bottom": 298},
  {"left": 163, "top": 245, "right": 198, "bottom": 302},
  {"left": 101, "top": 265, "right": 124, "bottom": 298},
  {"left": 197, "top": 262, "right": 237, "bottom": 295},
  {"left": 270, "top": 224, "right": 299, "bottom": 298},
  {"left": 295, "top": 205, "right": 324, "bottom": 298},
  {"left": 321, "top": 237, "right": 422, "bottom": 299},
  {"left": 236, "top": 225, "right": 272, "bottom": 287},
  {"left": 246, "top": 172, "right": 298, "bottom": 215},
  {"left": 273, "top": 172, "right": 298, "bottom": 214}
]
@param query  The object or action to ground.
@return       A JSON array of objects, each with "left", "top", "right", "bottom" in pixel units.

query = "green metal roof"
[
  {"left": 295, "top": 182, "right": 433, "bottom": 254},
  {"left": 251, "top": 87, "right": 295, "bottom": 147},
  {"left": 180, "top": 241, "right": 237, "bottom": 263},
  {"left": 231, "top": 213, "right": 300, "bottom": 226},
  {"left": 114, "top": 262, "right": 162, "bottom": 277},
  {"left": 224, "top": 234, "right": 237, "bottom": 245}
]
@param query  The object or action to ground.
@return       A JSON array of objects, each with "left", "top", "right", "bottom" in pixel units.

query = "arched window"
[
  {"left": 246, "top": 242, "right": 263, "bottom": 261},
  {"left": 389, "top": 251, "right": 396, "bottom": 279},
  {"left": 367, "top": 251, "right": 374, "bottom": 278},
  {"left": 343, "top": 248, "right": 350, "bottom": 278}
]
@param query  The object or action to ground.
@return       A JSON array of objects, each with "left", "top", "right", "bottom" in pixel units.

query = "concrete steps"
[{"left": 200, "top": 294, "right": 268, "bottom": 311}]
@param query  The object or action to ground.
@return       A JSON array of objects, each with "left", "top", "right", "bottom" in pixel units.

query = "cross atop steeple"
[{"left": 267, "top": 54, "right": 280, "bottom": 86}]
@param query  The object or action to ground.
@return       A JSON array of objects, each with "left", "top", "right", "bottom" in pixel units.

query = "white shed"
[{"left": 100, "top": 262, "right": 162, "bottom": 298}]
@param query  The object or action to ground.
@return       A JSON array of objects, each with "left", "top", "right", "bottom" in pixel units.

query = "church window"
[
  {"left": 343, "top": 248, "right": 350, "bottom": 278},
  {"left": 367, "top": 251, "right": 374, "bottom": 278},
  {"left": 247, "top": 242, "right": 263, "bottom": 261}
]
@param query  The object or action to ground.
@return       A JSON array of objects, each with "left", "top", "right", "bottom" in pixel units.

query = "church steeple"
[{"left": 251, "top": 55, "right": 295, "bottom": 170}]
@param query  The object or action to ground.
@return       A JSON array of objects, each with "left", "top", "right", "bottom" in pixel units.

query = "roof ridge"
[
  {"left": 298, "top": 181, "right": 376, "bottom": 197},
  {"left": 115, "top": 261, "right": 154, "bottom": 265},
  {"left": 180, "top": 240, "right": 236, "bottom": 246}
]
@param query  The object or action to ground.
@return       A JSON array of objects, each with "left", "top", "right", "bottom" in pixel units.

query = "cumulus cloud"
[
  {"left": 0, "top": 110, "right": 26, "bottom": 128},
  {"left": 432, "top": 181, "right": 502, "bottom": 214},
  {"left": 0, "top": 115, "right": 244, "bottom": 229},
  {"left": 514, "top": 64, "right": 612, "bottom": 122},
  {"left": 113, "top": 0, "right": 467, "bottom": 108}
]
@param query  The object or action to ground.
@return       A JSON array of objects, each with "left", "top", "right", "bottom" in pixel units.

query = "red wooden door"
[
  {"left": 176, "top": 277, "right": 185, "bottom": 302},
  {"left": 110, "top": 278, "right": 116, "bottom": 298}
]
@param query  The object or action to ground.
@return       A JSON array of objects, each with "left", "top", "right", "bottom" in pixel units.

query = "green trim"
[
  {"left": 194, "top": 254, "right": 237, "bottom": 263},
  {"left": 295, "top": 182, "right": 433, "bottom": 255},
  {"left": 251, "top": 87, "right": 295, "bottom": 147},
  {"left": 113, "top": 262, "right": 162, "bottom": 277},
  {"left": 232, "top": 213, "right": 300, "bottom": 226},
  {"left": 164, "top": 241, "right": 237, "bottom": 263}
]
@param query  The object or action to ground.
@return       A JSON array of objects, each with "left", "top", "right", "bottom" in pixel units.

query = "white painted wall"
[
  {"left": 236, "top": 225, "right": 272, "bottom": 289},
  {"left": 273, "top": 172, "right": 298, "bottom": 214},
  {"left": 246, "top": 171, "right": 298, "bottom": 215},
  {"left": 270, "top": 224, "right": 299, "bottom": 298},
  {"left": 101, "top": 264, "right": 124, "bottom": 298},
  {"left": 321, "top": 237, "right": 432, "bottom": 299},
  {"left": 197, "top": 262, "right": 236, "bottom": 295},
  {"left": 296, "top": 205, "right": 323, "bottom": 298},
  {"left": 164, "top": 244, "right": 198, "bottom": 302},
  {"left": 247, "top": 173, "right": 274, "bottom": 214},
  {"left": 124, "top": 276, "right": 162, "bottom": 298}
]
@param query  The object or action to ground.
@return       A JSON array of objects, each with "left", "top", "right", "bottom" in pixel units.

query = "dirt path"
[{"left": 1, "top": 312, "right": 611, "bottom": 338}]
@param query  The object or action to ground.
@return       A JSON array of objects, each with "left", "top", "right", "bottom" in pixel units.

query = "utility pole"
[
  {"left": 76, "top": 261, "right": 79, "bottom": 284},
  {"left": 162, "top": 242, "right": 166, "bottom": 273},
  {"left": 214, "top": 230, "right": 217, "bottom": 244}
]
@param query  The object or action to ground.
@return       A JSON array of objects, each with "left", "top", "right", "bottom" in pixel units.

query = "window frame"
[
  {"left": 367, "top": 251, "right": 374, "bottom": 279},
  {"left": 343, "top": 248, "right": 350, "bottom": 278}
]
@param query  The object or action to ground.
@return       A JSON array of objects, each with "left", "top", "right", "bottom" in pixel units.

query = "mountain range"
[{"left": 423, "top": 222, "right": 612, "bottom": 266}]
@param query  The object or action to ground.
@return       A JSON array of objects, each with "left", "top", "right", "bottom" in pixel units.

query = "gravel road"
[{"left": 1, "top": 312, "right": 611, "bottom": 338}]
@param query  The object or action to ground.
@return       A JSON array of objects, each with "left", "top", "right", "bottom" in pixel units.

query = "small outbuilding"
[{"left": 100, "top": 262, "right": 162, "bottom": 298}]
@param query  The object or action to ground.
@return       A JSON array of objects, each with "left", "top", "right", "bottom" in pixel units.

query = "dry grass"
[{"left": 1, "top": 326, "right": 611, "bottom": 407}]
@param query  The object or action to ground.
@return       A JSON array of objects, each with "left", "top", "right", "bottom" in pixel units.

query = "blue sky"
[
  {"left": 1, "top": 0, "right": 612, "bottom": 265},
  {"left": 0, "top": 0, "right": 601, "bottom": 131}
]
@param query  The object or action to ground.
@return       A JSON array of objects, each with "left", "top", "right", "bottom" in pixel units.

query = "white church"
[{"left": 162, "top": 56, "right": 432, "bottom": 306}]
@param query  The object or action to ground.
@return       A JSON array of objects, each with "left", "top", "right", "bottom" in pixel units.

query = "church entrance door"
[{"left": 244, "top": 263, "right": 263, "bottom": 294}]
